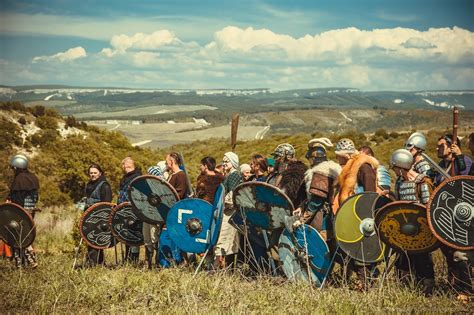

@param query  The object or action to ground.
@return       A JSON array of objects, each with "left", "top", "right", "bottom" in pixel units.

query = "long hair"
[{"left": 252, "top": 154, "right": 268, "bottom": 173}]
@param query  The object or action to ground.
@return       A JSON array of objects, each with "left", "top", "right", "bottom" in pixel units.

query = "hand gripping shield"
[
  {"left": 0, "top": 203, "right": 36, "bottom": 248},
  {"left": 427, "top": 175, "right": 474, "bottom": 250},
  {"left": 79, "top": 202, "right": 116, "bottom": 249},
  {"left": 334, "top": 192, "right": 390, "bottom": 263},
  {"left": 110, "top": 202, "right": 144, "bottom": 247},
  {"left": 278, "top": 224, "right": 330, "bottom": 286},
  {"left": 233, "top": 182, "right": 294, "bottom": 230},
  {"left": 128, "top": 175, "right": 179, "bottom": 224},
  {"left": 166, "top": 184, "right": 225, "bottom": 254},
  {"left": 375, "top": 201, "right": 439, "bottom": 254}
]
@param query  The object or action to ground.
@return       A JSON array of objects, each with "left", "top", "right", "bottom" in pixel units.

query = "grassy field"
[{"left": 0, "top": 207, "right": 471, "bottom": 313}]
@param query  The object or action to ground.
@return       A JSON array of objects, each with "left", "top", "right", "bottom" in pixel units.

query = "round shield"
[
  {"left": 210, "top": 184, "right": 225, "bottom": 246},
  {"left": 167, "top": 198, "right": 214, "bottom": 254},
  {"left": 375, "top": 201, "right": 439, "bottom": 254},
  {"left": 110, "top": 202, "right": 144, "bottom": 247},
  {"left": 427, "top": 175, "right": 474, "bottom": 250},
  {"left": 334, "top": 193, "right": 390, "bottom": 263},
  {"left": 278, "top": 224, "right": 330, "bottom": 286},
  {"left": 0, "top": 203, "right": 36, "bottom": 248},
  {"left": 128, "top": 175, "right": 179, "bottom": 224},
  {"left": 79, "top": 202, "right": 116, "bottom": 249},
  {"left": 233, "top": 182, "right": 294, "bottom": 230}
]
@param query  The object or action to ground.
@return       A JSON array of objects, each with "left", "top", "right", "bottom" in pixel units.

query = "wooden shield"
[
  {"left": 110, "top": 202, "right": 144, "bottom": 247},
  {"left": 233, "top": 181, "right": 294, "bottom": 230},
  {"left": 427, "top": 175, "right": 474, "bottom": 250},
  {"left": 79, "top": 202, "right": 116, "bottom": 249},
  {"left": 334, "top": 193, "right": 390, "bottom": 263},
  {"left": 128, "top": 175, "right": 179, "bottom": 224},
  {"left": 375, "top": 201, "right": 439, "bottom": 254},
  {"left": 278, "top": 224, "right": 330, "bottom": 286},
  {"left": 0, "top": 203, "right": 36, "bottom": 248}
]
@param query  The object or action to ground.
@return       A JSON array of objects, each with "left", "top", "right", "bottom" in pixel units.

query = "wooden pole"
[
  {"left": 451, "top": 106, "right": 458, "bottom": 176},
  {"left": 231, "top": 113, "right": 239, "bottom": 152}
]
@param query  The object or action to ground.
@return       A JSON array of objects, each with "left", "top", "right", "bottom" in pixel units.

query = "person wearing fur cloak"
[
  {"left": 333, "top": 138, "right": 380, "bottom": 290},
  {"left": 267, "top": 143, "right": 308, "bottom": 208}
]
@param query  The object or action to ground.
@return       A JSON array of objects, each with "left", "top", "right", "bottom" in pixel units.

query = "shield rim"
[
  {"left": 334, "top": 192, "right": 387, "bottom": 263},
  {"left": 210, "top": 184, "right": 225, "bottom": 247},
  {"left": 232, "top": 181, "right": 294, "bottom": 230},
  {"left": 0, "top": 202, "right": 36, "bottom": 248},
  {"left": 109, "top": 201, "right": 144, "bottom": 247},
  {"left": 426, "top": 175, "right": 474, "bottom": 250},
  {"left": 128, "top": 174, "right": 180, "bottom": 224},
  {"left": 375, "top": 200, "right": 440, "bottom": 254},
  {"left": 79, "top": 201, "right": 116, "bottom": 249}
]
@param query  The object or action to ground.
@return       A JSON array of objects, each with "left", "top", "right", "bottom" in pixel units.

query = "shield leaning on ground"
[
  {"left": 128, "top": 175, "right": 179, "bottom": 224},
  {"left": 375, "top": 201, "right": 439, "bottom": 254},
  {"left": 0, "top": 203, "right": 36, "bottom": 249},
  {"left": 278, "top": 224, "right": 330, "bottom": 286},
  {"left": 79, "top": 202, "right": 116, "bottom": 249},
  {"left": 334, "top": 192, "right": 390, "bottom": 263},
  {"left": 109, "top": 202, "right": 144, "bottom": 247},
  {"left": 427, "top": 175, "right": 474, "bottom": 250},
  {"left": 233, "top": 182, "right": 294, "bottom": 230},
  {"left": 167, "top": 184, "right": 225, "bottom": 254}
]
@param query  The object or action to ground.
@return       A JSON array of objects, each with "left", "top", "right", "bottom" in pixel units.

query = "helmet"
[
  {"left": 272, "top": 143, "right": 295, "bottom": 160},
  {"left": 334, "top": 138, "right": 356, "bottom": 156},
  {"left": 390, "top": 149, "right": 413, "bottom": 170},
  {"left": 405, "top": 132, "right": 427, "bottom": 151},
  {"left": 10, "top": 154, "right": 28, "bottom": 169},
  {"left": 306, "top": 137, "right": 332, "bottom": 159}
]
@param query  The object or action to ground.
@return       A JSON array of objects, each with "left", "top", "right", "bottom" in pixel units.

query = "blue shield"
[
  {"left": 233, "top": 182, "right": 294, "bottom": 230},
  {"left": 158, "top": 228, "right": 183, "bottom": 267},
  {"left": 278, "top": 224, "right": 330, "bottom": 286},
  {"left": 167, "top": 184, "right": 225, "bottom": 254},
  {"left": 128, "top": 175, "right": 179, "bottom": 224}
]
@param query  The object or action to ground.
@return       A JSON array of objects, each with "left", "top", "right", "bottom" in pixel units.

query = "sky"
[{"left": 0, "top": 0, "right": 473, "bottom": 90}]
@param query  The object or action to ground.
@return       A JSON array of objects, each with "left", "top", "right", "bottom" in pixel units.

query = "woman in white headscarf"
[{"left": 214, "top": 152, "right": 242, "bottom": 267}]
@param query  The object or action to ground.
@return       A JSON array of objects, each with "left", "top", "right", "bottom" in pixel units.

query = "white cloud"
[
  {"left": 33, "top": 47, "right": 87, "bottom": 63},
  {"left": 205, "top": 26, "right": 474, "bottom": 65},
  {"left": 110, "top": 30, "right": 178, "bottom": 52}
]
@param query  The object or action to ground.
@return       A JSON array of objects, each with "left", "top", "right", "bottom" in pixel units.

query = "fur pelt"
[
  {"left": 304, "top": 160, "right": 342, "bottom": 194},
  {"left": 279, "top": 160, "right": 308, "bottom": 206},
  {"left": 338, "top": 153, "right": 379, "bottom": 203}
]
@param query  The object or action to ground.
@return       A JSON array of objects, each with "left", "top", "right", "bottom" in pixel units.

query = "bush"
[
  {"left": 36, "top": 115, "right": 58, "bottom": 130},
  {"left": 0, "top": 117, "right": 21, "bottom": 149}
]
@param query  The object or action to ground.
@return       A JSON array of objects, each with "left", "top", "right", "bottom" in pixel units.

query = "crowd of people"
[{"left": 2, "top": 131, "right": 473, "bottom": 299}]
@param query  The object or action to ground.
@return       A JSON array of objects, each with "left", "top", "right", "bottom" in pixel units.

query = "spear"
[{"left": 231, "top": 113, "right": 239, "bottom": 152}]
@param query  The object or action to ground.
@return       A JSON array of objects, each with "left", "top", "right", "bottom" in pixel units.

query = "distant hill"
[{"left": 1, "top": 86, "right": 473, "bottom": 121}]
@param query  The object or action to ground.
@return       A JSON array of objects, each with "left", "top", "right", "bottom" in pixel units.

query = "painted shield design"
[
  {"left": 79, "top": 202, "right": 116, "bottom": 249},
  {"left": 233, "top": 182, "right": 294, "bottom": 230},
  {"left": 278, "top": 224, "right": 330, "bottom": 286},
  {"left": 167, "top": 184, "right": 226, "bottom": 254},
  {"left": 334, "top": 193, "right": 390, "bottom": 263},
  {"left": 128, "top": 175, "right": 179, "bottom": 224},
  {"left": 0, "top": 203, "right": 36, "bottom": 248},
  {"left": 375, "top": 201, "right": 439, "bottom": 254},
  {"left": 110, "top": 202, "right": 144, "bottom": 247},
  {"left": 427, "top": 175, "right": 474, "bottom": 250},
  {"left": 167, "top": 198, "right": 214, "bottom": 254}
]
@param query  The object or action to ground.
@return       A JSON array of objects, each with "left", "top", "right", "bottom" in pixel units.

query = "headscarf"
[{"left": 224, "top": 152, "right": 239, "bottom": 170}]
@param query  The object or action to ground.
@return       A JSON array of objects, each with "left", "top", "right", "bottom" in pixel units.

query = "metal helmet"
[
  {"left": 390, "top": 149, "right": 413, "bottom": 170},
  {"left": 334, "top": 138, "right": 356, "bottom": 156},
  {"left": 306, "top": 137, "right": 332, "bottom": 159},
  {"left": 10, "top": 154, "right": 29, "bottom": 169},
  {"left": 272, "top": 143, "right": 295, "bottom": 160},
  {"left": 405, "top": 132, "right": 427, "bottom": 151}
]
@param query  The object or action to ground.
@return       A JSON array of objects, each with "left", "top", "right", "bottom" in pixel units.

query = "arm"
[
  {"left": 358, "top": 163, "right": 377, "bottom": 192},
  {"left": 100, "top": 182, "right": 113, "bottom": 203}
]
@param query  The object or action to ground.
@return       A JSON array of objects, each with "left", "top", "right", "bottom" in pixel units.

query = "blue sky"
[{"left": 1, "top": 0, "right": 473, "bottom": 90}]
